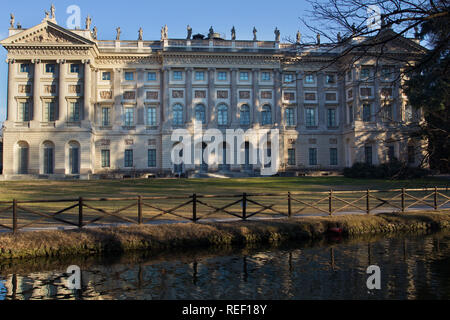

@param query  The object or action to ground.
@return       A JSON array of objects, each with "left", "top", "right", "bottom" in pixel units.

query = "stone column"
[
  {"left": 7, "top": 59, "right": 15, "bottom": 122},
  {"left": 374, "top": 68, "right": 381, "bottom": 122},
  {"left": 393, "top": 65, "right": 401, "bottom": 122},
  {"left": 113, "top": 68, "right": 122, "bottom": 127},
  {"left": 274, "top": 69, "right": 282, "bottom": 127},
  {"left": 185, "top": 67, "right": 193, "bottom": 124},
  {"left": 252, "top": 69, "right": 259, "bottom": 125},
  {"left": 296, "top": 71, "right": 304, "bottom": 126},
  {"left": 58, "top": 60, "right": 66, "bottom": 122},
  {"left": 317, "top": 72, "right": 325, "bottom": 127},
  {"left": 83, "top": 60, "right": 91, "bottom": 122},
  {"left": 208, "top": 68, "right": 216, "bottom": 126},
  {"left": 33, "top": 60, "right": 41, "bottom": 122},
  {"left": 137, "top": 68, "right": 145, "bottom": 125},
  {"left": 353, "top": 67, "right": 361, "bottom": 121},
  {"left": 161, "top": 67, "right": 170, "bottom": 128},
  {"left": 231, "top": 68, "right": 238, "bottom": 124}
]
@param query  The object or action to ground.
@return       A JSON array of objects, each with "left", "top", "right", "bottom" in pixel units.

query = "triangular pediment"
[
  {"left": 1, "top": 20, "right": 94, "bottom": 46},
  {"left": 364, "top": 29, "right": 427, "bottom": 54}
]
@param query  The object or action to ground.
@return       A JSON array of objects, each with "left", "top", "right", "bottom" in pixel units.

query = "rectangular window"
[
  {"left": 330, "top": 148, "right": 338, "bottom": 166},
  {"left": 173, "top": 71, "right": 183, "bottom": 80},
  {"left": 69, "top": 101, "right": 80, "bottom": 122},
  {"left": 361, "top": 68, "right": 370, "bottom": 79},
  {"left": 306, "top": 108, "right": 316, "bottom": 127},
  {"left": 101, "top": 107, "right": 110, "bottom": 126},
  {"left": 349, "top": 105, "right": 354, "bottom": 123},
  {"left": 288, "top": 149, "right": 296, "bottom": 166},
  {"left": 305, "top": 74, "right": 315, "bottom": 84},
  {"left": 147, "top": 72, "right": 157, "bottom": 81},
  {"left": 102, "top": 72, "right": 111, "bottom": 81},
  {"left": 360, "top": 87, "right": 372, "bottom": 97},
  {"left": 44, "top": 147, "right": 54, "bottom": 174},
  {"left": 327, "top": 109, "right": 337, "bottom": 127},
  {"left": 43, "top": 102, "right": 56, "bottom": 122},
  {"left": 261, "top": 72, "right": 271, "bottom": 81},
  {"left": 383, "top": 104, "right": 393, "bottom": 121},
  {"left": 45, "top": 64, "right": 56, "bottom": 74},
  {"left": 70, "top": 64, "right": 80, "bottom": 74},
  {"left": 101, "top": 149, "right": 110, "bottom": 168},
  {"left": 326, "top": 74, "right": 335, "bottom": 84},
  {"left": 408, "top": 146, "right": 415, "bottom": 164},
  {"left": 405, "top": 105, "right": 413, "bottom": 122},
  {"left": 148, "top": 149, "right": 157, "bottom": 167},
  {"left": 284, "top": 74, "right": 294, "bottom": 83},
  {"left": 20, "top": 64, "right": 30, "bottom": 73},
  {"left": 18, "top": 102, "right": 30, "bottom": 121},
  {"left": 240, "top": 72, "right": 249, "bottom": 81},
  {"left": 195, "top": 71, "right": 205, "bottom": 81},
  {"left": 217, "top": 71, "right": 227, "bottom": 81},
  {"left": 124, "top": 107, "right": 134, "bottom": 126},
  {"left": 125, "top": 72, "right": 134, "bottom": 81},
  {"left": 382, "top": 67, "right": 392, "bottom": 80},
  {"left": 365, "top": 146, "right": 373, "bottom": 165},
  {"left": 363, "top": 104, "right": 371, "bottom": 122},
  {"left": 147, "top": 107, "right": 157, "bottom": 126},
  {"left": 124, "top": 149, "right": 133, "bottom": 167},
  {"left": 388, "top": 146, "right": 395, "bottom": 162},
  {"left": 285, "top": 108, "right": 295, "bottom": 126},
  {"left": 309, "top": 148, "right": 317, "bottom": 166}
]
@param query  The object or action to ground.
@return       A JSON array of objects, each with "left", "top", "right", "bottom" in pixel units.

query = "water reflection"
[{"left": 1, "top": 231, "right": 450, "bottom": 300}]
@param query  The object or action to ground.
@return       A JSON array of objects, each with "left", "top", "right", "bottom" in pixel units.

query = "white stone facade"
[{"left": 0, "top": 15, "right": 427, "bottom": 179}]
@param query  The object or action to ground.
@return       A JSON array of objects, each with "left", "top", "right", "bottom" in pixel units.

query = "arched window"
[
  {"left": 195, "top": 104, "right": 206, "bottom": 124},
  {"left": 261, "top": 105, "right": 272, "bottom": 125},
  {"left": 17, "top": 141, "right": 29, "bottom": 174},
  {"left": 68, "top": 141, "right": 80, "bottom": 174},
  {"left": 217, "top": 104, "right": 228, "bottom": 126},
  {"left": 172, "top": 104, "right": 183, "bottom": 126},
  {"left": 42, "top": 141, "right": 55, "bottom": 174},
  {"left": 240, "top": 104, "right": 250, "bottom": 126}
]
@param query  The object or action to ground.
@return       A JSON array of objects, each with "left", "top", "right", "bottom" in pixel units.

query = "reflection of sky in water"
[
  {"left": 0, "top": 280, "right": 6, "bottom": 300},
  {"left": 1, "top": 231, "right": 450, "bottom": 300}
]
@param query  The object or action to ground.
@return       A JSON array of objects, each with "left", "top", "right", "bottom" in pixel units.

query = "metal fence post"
[
  {"left": 329, "top": 190, "right": 333, "bottom": 216},
  {"left": 401, "top": 188, "right": 405, "bottom": 213},
  {"left": 434, "top": 186, "right": 438, "bottom": 210},
  {"left": 138, "top": 196, "right": 143, "bottom": 224},
  {"left": 366, "top": 189, "right": 370, "bottom": 214},
  {"left": 12, "top": 199, "right": 17, "bottom": 233},
  {"left": 242, "top": 193, "right": 247, "bottom": 220},
  {"left": 78, "top": 197, "right": 83, "bottom": 229},
  {"left": 288, "top": 192, "right": 292, "bottom": 218},
  {"left": 192, "top": 193, "right": 197, "bottom": 223}
]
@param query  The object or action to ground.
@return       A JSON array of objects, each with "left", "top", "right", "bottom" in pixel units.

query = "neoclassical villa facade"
[{"left": 0, "top": 9, "right": 426, "bottom": 179}]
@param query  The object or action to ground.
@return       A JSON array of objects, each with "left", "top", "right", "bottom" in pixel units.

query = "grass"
[
  {"left": 1, "top": 210, "right": 449, "bottom": 260},
  {"left": 0, "top": 176, "right": 448, "bottom": 229}
]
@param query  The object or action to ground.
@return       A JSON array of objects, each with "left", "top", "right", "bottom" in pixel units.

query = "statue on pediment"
[
  {"left": 274, "top": 27, "right": 280, "bottom": 42},
  {"left": 316, "top": 33, "right": 321, "bottom": 44},
  {"left": 187, "top": 25, "right": 192, "bottom": 39},
  {"left": 231, "top": 26, "right": 236, "bottom": 40},
  {"left": 337, "top": 32, "right": 342, "bottom": 42},
  {"left": 164, "top": 25, "right": 168, "bottom": 39},
  {"left": 296, "top": 31, "right": 301, "bottom": 44},
  {"left": 116, "top": 27, "right": 121, "bottom": 40},
  {"left": 45, "top": 11, "right": 50, "bottom": 19},
  {"left": 92, "top": 26, "right": 98, "bottom": 40},
  {"left": 138, "top": 27, "right": 143, "bottom": 41},
  {"left": 208, "top": 26, "right": 214, "bottom": 39},
  {"left": 86, "top": 15, "right": 92, "bottom": 30},
  {"left": 10, "top": 14, "right": 14, "bottom": 28},
  {"left": 253, "top": 27, "right": 257, "bottom": 41},
  {"left": 50, "top": 4, "right": 55, "bottom": 19}
]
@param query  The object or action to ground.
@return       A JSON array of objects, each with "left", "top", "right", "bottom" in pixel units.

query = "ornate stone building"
[{"left": 0, "top": 10, "right": 426, "bottom": 179}]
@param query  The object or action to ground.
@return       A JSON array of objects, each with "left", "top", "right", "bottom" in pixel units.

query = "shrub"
[{"left": 343, "top": 160, "right": 430, "bottom": 179}]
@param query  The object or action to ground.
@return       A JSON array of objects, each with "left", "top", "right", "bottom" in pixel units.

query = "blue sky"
[{"left": 0, "top": 0, "right": 318, "bottom": 124}]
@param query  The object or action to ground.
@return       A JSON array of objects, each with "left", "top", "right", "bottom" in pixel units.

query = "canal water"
[{"left": 1, "top": 230, "right": 449, "bottom": 300}]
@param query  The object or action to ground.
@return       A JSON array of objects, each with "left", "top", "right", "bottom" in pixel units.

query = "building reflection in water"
[{"left": 1, "top": 231, "right": 450, "bottom": 300}]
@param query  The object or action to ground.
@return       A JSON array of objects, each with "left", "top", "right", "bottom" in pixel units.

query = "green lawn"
[
  {"left": 0, "top": 176, "right": 448, "bottom": 201},
  {"left": 0, "top": 176, "right": 448, "bottom": 229}
]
